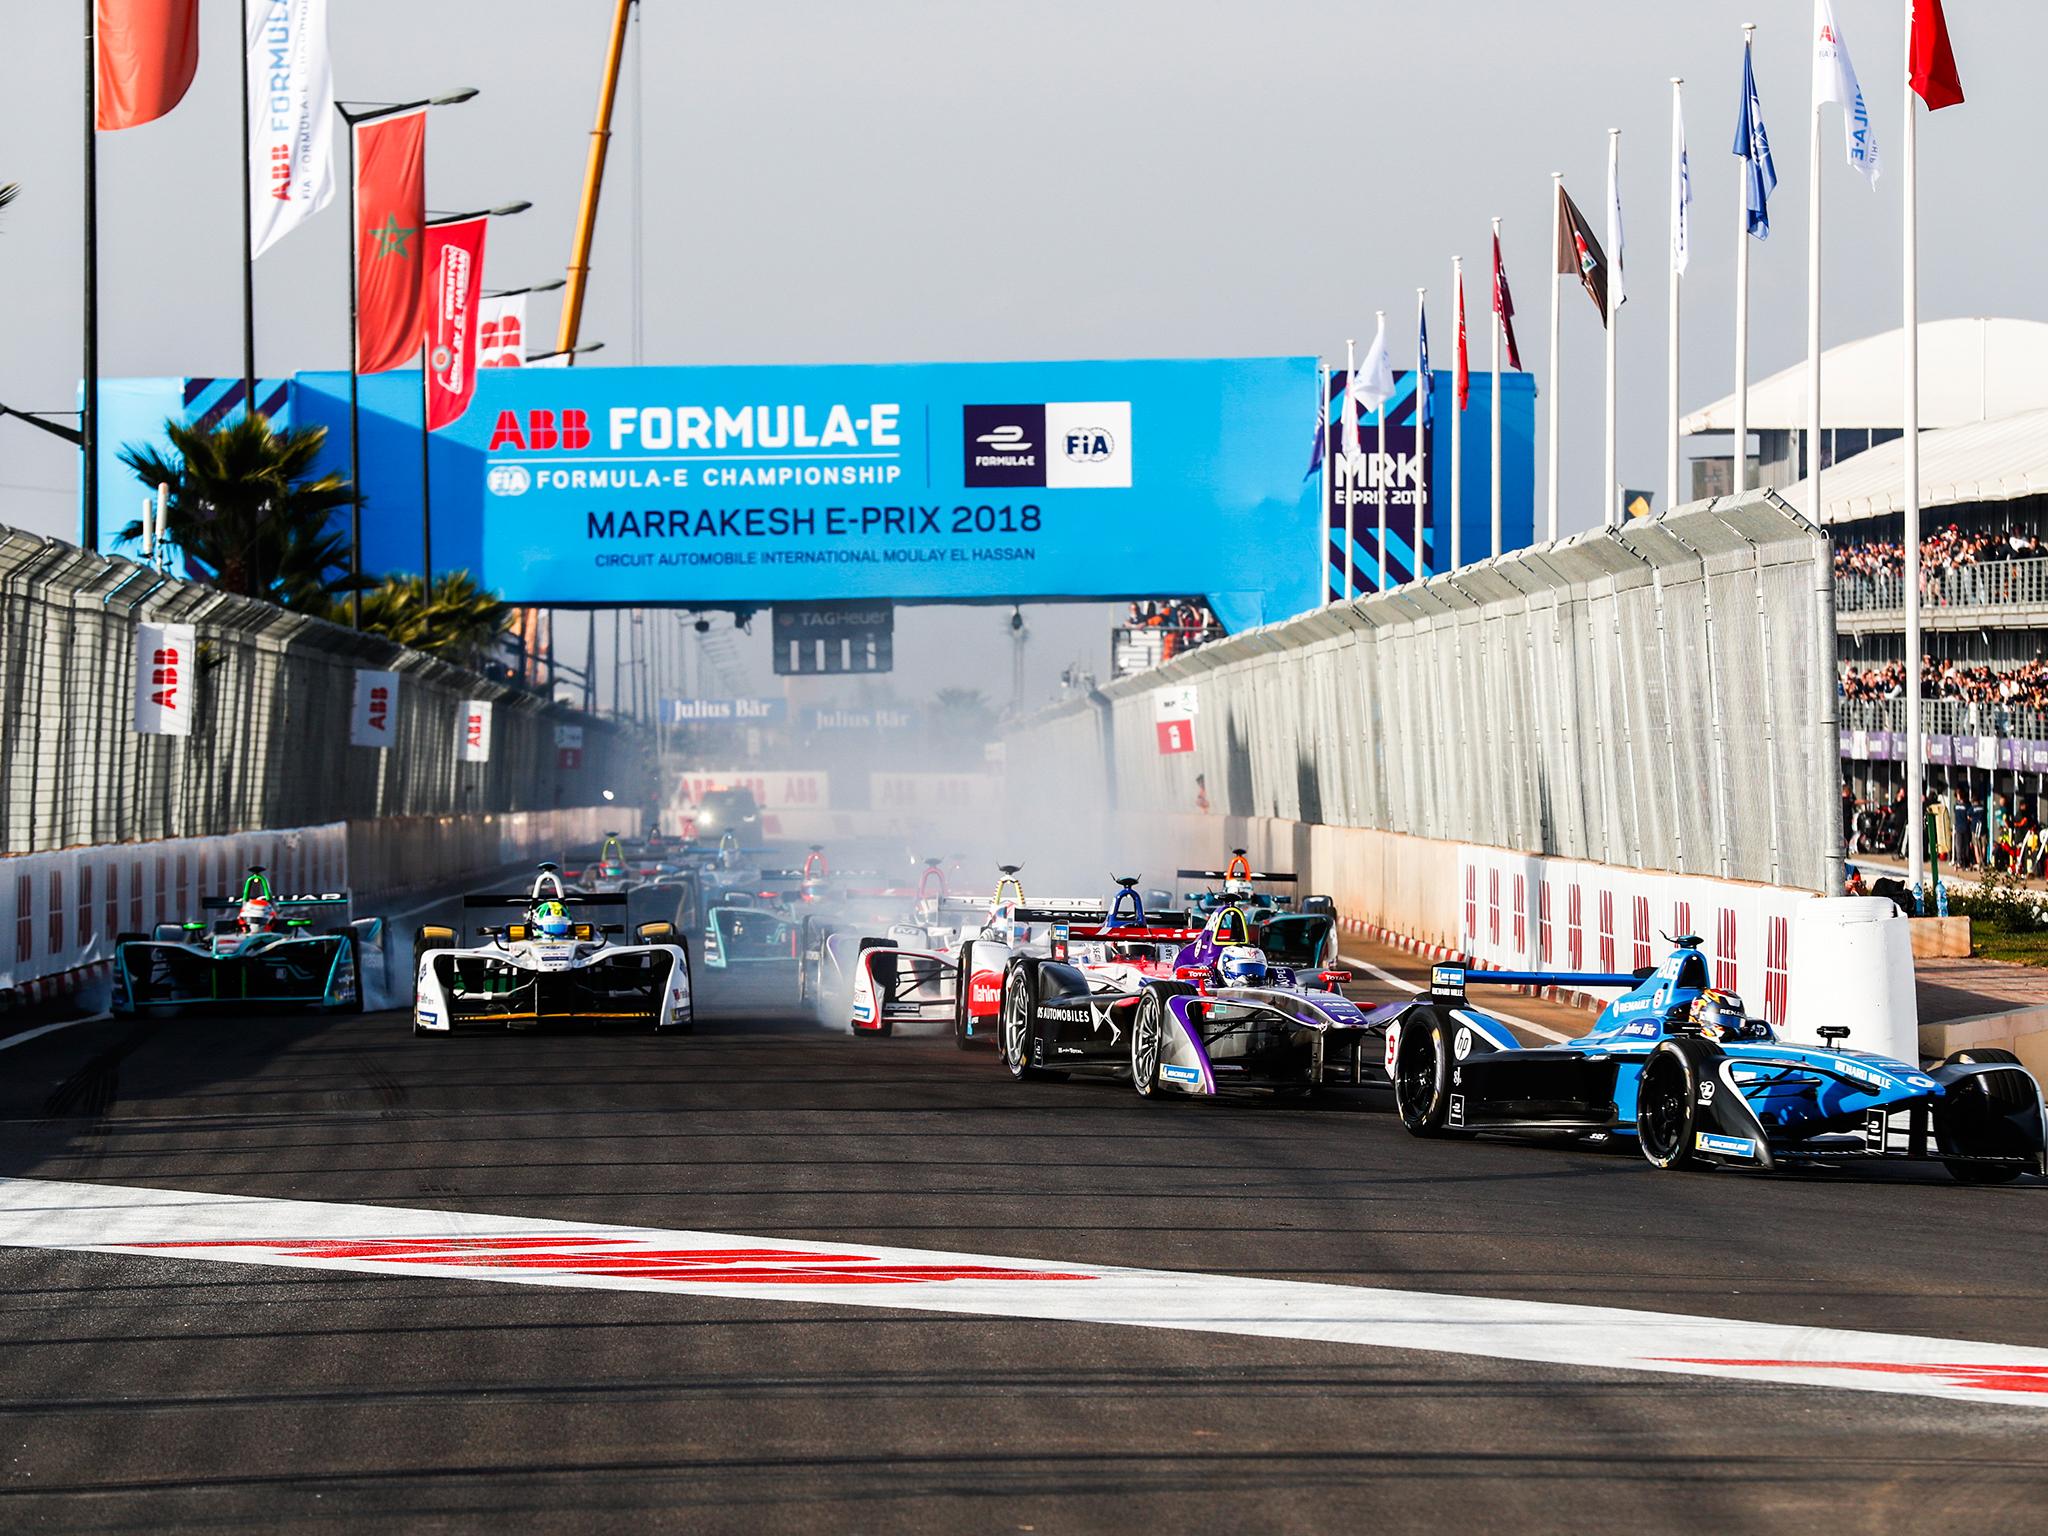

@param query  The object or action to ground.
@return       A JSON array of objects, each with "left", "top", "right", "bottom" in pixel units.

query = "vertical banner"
[
  {"left": 555, "top": 722, "right": 584, "bottom": 771},
  {"left": 1325, "top": 369, "right": 1429, "bottom": 599},
  {"left": 247, "top": 0, "right": 336, "bottom": 257},
  {"left": 133, "top": 622, "right": 197, "bottom": 736},
  {"left": 478, "top": 294, "right": 526, "bottom": 369},
  {"left": 352, "top": 108, "right": 428, "bottom": 374},
  {"left": 425, "top": 216, "right": 489, "bottom": 430},
  {"left": 96, "top": 0, "right": 201, "bottom": 130},
  {"left": 349, "top": 668, "right": 399, "bottom": 748},
  {"left": 460, "top": 700, "right": 493, "bottom": 763},
  {"left": 1154, "top": 686, "right": 1198, "bottom": 755}
]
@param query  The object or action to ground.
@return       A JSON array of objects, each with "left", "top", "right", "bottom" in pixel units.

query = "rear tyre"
[
  {"left": 1001, "top": 960, "right": 1061, "bottom": 1081},
  {"left": 953, "top": 940, "right": 979, "bottom": 1050},
  {"left": 411, "top": 925, "right": 456, "bottom": 1008},
  {"left": 1636, "top": 1043, "right": 1708, "bottom": 1170},
  {"left": 1946, "top": 1047, "right": 2022, "bottom": 1067},
  {"left": 1390, "top": 1011, "right": 1465, "bottom": 1136}
]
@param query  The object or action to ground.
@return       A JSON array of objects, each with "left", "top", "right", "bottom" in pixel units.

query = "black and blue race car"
[{"left": 1385, "top": 938, "right": 2048, "bottom": 1183}]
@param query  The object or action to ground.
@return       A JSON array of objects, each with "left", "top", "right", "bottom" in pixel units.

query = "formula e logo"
[
  {"left": 976, "top": 424, "right": 1034, "bottom": 454},
  {"left": 487, "top": 464, "right": 532, "bottom": 497},
  {"left": 962, "top": 405, "right": 1045, "bottom": 487},
  {"left": 1063, "top": 427, "right": 1114, "bottom": 462}
]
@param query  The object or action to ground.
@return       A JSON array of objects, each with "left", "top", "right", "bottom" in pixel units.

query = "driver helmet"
[
  {"left": 237, "top": 897, "right": 275, "bottom": 934},
  {"left": 1216, "top": 945, "right": 1269, "bottom": 988},
  {"left": 1687, "top": 988, "right": 1758, "bottom": 1041},
  {"left": 532, "top": 899, "right": 573, "bottom": 940}
]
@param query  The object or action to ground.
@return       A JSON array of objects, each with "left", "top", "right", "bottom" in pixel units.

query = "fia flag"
[
  {"left": 1734, "top": 39, "right": 1777, "bottom": 239},
  {"left": 1416, "top": 303, "right": 1432, "bottom": 431},
  {"left": 459, "top": 700, "right": 493, "bottom": 764},
  {"left": 349, "top": 669, "right": 399, "bottom": 749},
  {"left": 425, "top": 217, "right": 489, "bottom": 431},
  {"left": 477, "top": 294, "right": 526, "bottom": 368},
  {"left": 1671, "top": 86, "right": 1693, "bottom": 275},
  {"left": 1606, "top": 141, "right": 1627, "bottom": 310},
  {"left": 247, "top": 0, "right": 336, "bottom": 256},
  {"left": 1814, "top": 0, "right": 1881, "bottom": 183},
  {"left": 1340, "top": 339, "right": 1361, "bottom": 460},
  {"left": 133, "top": 621, "right": 196, "bottom": 736},
  {"left": 1302, "top": 386, "right": 1325, "bottom": 483},
  {"left": 1352, "top": 315, "right": 1396, "bottom": 414}
]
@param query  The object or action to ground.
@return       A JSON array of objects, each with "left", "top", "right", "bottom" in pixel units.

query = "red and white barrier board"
[
  {"left": 869, "top": 773, "right": 997, "bottom": 814},
  {"left": 0, "top": 823, "right": 348, "bottom": 995},
  {"left": 1455, "top": 847, "right": 1817, "bottom": 1029},
  {"left": 674, "top": 771, "right": 829, "bottom": 812}
]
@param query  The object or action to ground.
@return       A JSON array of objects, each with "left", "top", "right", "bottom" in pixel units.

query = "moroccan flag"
[
  {"left": 1454, "top": 271, "right": 1469, "bottom": 410},
  {"left": 354, "top": 109, "right": 428, "bottom": 375},
  {"left": 1554, "top": 183, "right": 1611, "bottom": 326},
  {"left": 1491, "top": 233, "right": 1522, "bottom": 371},
  {"left": 1910, "top": 0, "right": 1964, "bottom": 111},
  {"left": 95, "top": 0, "right": 199, "bottom": 130},
  {"left": 425, "top": 217, "right": 489, "bottom": 430}
]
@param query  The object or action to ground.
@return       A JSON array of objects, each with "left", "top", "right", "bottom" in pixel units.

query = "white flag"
[
  {"left": 133, "top": 622, "right": 197, "bottom": 737},
  {"left": 1351, "top": 316, "right": 1396, "bottom": 412},
  {"left": 1814, "top": 0, "right": 1881, "bottom": 183},
  {"left": 460, "top": 700, "right": 494, "bottom": 763},
  {"left": 1341, "top": 338, "right": 1361, "bottom": 459},
  {"left": 1671, "top": 87, "right": 1692, "bottom": 275},
  {"left": 350, "top": 669, "right": 399, "bottom": 748},
  {"left": 477, "top": 294, "right": 527, "bottom": 369},
  {"left": 1607, "top": 139, "right": 1627, "bottom": 309},
  {"left": 247, "top": 0, "right": 337, "bottom": 257}
]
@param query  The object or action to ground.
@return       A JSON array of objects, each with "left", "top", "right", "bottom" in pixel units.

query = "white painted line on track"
[
  {"left": 0, "top": 1012, "right": 113, "bottom": 1054},
  {"left": 1340, "top": 953, "right": 1573, "bottom": 1043},
  {"left": 3, "top": 1176, "right": 2046, "bottom": 1409}
]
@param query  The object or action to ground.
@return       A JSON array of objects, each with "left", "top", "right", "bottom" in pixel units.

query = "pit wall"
[{"left": 0, "top": 805, "right": 635, "bottom": 1002}]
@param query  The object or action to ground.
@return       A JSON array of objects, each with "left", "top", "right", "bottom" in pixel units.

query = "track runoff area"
[{"left": 3, "top": 843, "right": 2047, "bottom": 1531}]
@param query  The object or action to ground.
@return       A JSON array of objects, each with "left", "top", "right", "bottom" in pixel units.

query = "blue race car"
[{"left": 1385, "top": 938, "right": 2048, "bottom": 1182}]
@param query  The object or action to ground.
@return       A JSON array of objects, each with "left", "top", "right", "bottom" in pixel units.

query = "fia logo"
[
  {"left": 487, "top": 464, "right": 532, "bottom": 497},
  {"left": 1063, "top": 427, "right": 1115, "bottom": 463}
]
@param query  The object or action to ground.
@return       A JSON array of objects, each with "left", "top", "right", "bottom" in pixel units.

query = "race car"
[
  {"left": 110, "top": 866, "right": 384, "bottom": 1015},
  {"left": 411, "top": 863, "right": 692, "bottom": 1035},
  {"left": 1178, "top": 851, "right": 1338, "bottom": 969},
  {"left": 687, "top": 786, "right": 762, "bottom": 846},
  {"left": 996, "top": 891, "right": 1380, "bottom": 1098},
  {"left": 701, "top": 902, "right": 800, "bottom": 971},
  {"left": 1385, "top": 939, "right": 2048, "bottom": 1182}
]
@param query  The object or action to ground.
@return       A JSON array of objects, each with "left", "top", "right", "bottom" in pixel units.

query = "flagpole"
[
  {"left": 419, "top": 342, "right": 433, "bottom": 590},
  {"left": 82, "top": 0, "right": 99, "bottom": 552},
  {"left": 1415, "top": 287, "right": 1428, "bottom": 582},
  {"left": 1734, "top": 22, "right": 1756, "bottom": 496},
  {"left": 1318, "top": 362, "right": 1332, "bottom": 603},
  {"left": 1668, "top": 78, "right": 1684, "bottom": 511},
  {"left": 342, "top": 110, "right": 362, "bottom": 627},
  {"left": 1605, "top": 128, "right": 1621, "bottom": 529},
  {"left": 1807, "top": 87, "right": 1823, "bottom": 528},
  {"left": 239, "top": 0, "right": 257, "bottom": 413},
  {"left": 1496, "top": 216, "right": 1509, "bottom": 557},
  {"left": 1451, "top": 256, "right": 1464, "bottom": 569},
  {"left": 1902, "top": 0, "right": 1924, "bottom": 896},
  {"left": 1544, "top": 182, "right": 1560, "bottom": 543},
  {"left": 1344, "top": 336, "right": 1356, "bottom": 602},
  {"left": 1376, "top": 308, "right": 1388, "bottom": 591}
]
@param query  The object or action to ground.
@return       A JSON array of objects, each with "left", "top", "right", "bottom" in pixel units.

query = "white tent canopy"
[
  {"left": 1681, "top": 318, "right": 2048, "bottom": 436},
  {"left": 1780, "top": 407, "right": 2048, "bottom": 526}
]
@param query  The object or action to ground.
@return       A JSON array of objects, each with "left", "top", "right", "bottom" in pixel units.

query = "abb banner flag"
[
  {"left": 478, "top": 294, "right": 525, "bottom": 369},
  {"left": 352, "top": 108, "right": 427, "bottom": 374},
  {"left": 349, "top": 668, "right": 399, "bottom": 748},
  {"left": 1154, "top": 686, "right": 1197, "bottom": 755},
  {"left": 459, "top": 699, "right": 493, "bottom": 763},
  {"left": 246, "top": 0, "right": 335, "bottom": 257},
  {"left": 133, "top": 621, "right": 197, "bottom": 736},
  {"left": 425, "top": 216, "right": 488, "bottom": 430},
  {"left": 554, "top": 722, "right": 583, "bottom": 771}
]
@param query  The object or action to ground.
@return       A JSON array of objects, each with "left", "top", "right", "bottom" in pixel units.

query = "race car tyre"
[
  {"left": 1636, "top": 1042, "right": 1709, "bottom": 1170},
  {"left": 1131, "top": 990, "right": 1167, "bottom": 1097},
  {"left": 1000, "top": 959, "right": 1062, "bottom": 1082},
  {"left": 1933, "top": 1064, "right": 2032, "bottom": 1183},
  {"left": 1390, "top": 1010, "right": 1465, "bottom": 1136},
  {"left": 1945, "top": 1047, "right": 2023, "bottom": 1067},
  {"left": 411, "top": 925, "right": 457, "bottom": 1006},
  {"left": 953, "top": 940, "right": 980, "bottom": 1050}
]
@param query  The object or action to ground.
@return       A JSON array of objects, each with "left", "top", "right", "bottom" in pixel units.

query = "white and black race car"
[{"left": 411, "top": 863, "right": 693, "bottom": 1036}]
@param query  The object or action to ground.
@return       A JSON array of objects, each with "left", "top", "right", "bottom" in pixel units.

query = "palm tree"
[
  {"left": 0, "top": 184, "right": 18, "bottom": 218},
  {"left": 358, "top": 571, "right": 510, "bottom": 669},
  {"left": 927, "top": 687, "right": 997, "bottom": 765},
  {"left": 117, "top": 413, "right": 360, "bottom": 611}
]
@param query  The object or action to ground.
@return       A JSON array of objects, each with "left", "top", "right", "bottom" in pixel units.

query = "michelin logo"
[
  {"left": 1695, "top": 1132, "right": 1756, "bottom": 1158},
  {"left": 1161, "top": 1064, "right": 1203, "bottom": 1086}
]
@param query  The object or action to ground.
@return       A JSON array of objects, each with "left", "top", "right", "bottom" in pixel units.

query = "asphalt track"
[{"left": 2, "top": 867, "right": 2048, "bottom": 1531}]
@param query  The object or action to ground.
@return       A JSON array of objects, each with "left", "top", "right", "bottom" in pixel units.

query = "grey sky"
[{"left": 0, "top": 0, "right": 2034, "bottom": 702}]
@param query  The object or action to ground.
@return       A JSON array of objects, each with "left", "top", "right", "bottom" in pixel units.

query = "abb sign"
[
  {"left": 133, "top": 622, "right": 196, "bottom": 737},
  {"left": 460, "top": 699, "right": 493, "bottom": 763},
  {"left": 350, "top": 669, "right": 400, "bottom": 749},
  {"left": 488, "top": 409, "right": 591, "bottom": 451},
  {"left": 1154, "top": 686, "right": 1197, "bottom": 755}
]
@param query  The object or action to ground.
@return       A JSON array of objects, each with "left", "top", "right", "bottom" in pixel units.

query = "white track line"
[
  {"left": 4, "top": 1176, "right": 2047, "bottom": 1409},
  {"left": 0, "top": 1013, "right": 112, "bottom": 1054},
  {"left": 1340, "top": 952, "right": 1573, "bottom": 1043}
]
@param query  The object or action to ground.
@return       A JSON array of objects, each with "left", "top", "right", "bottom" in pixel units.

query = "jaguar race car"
[
  {"left": 996, "top": 888, "right": 1380, "bottom": 1098},
  {"left": 411, "top": 863, "right": 693, "bottom": 1035},
  {"left": 1179, "top": 852, "right": 1339, "bottom": 969},
  {"left": 1385, "top": 939, "right": 2048, "bottom": 1182},
  {"left": 110, "top": 866, "right": 384, "bottom": 1015}
]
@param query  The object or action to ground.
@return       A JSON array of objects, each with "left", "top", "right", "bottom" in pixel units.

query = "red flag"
[
  {"left": 354, "top": 110, "right": 428, "bottom": 375},
  {"left": 425, "top": 217, "right": 489, "bottom": 430},
  {"left": 94, "top": 0, "right": 198, "bottom": 130},
  {"left": 1910, "top": 0, "right": 1964, "bottom": 111},
  {"left": 1454, "top": 272, "right": 1470, "bottom": 411},
  {"left": 1491, "top": 232, "right": 1523, "bottom": 371}
]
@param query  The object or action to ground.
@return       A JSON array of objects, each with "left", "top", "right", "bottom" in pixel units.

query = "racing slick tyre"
[
  {"left": 1945, "top": 1047, "right": 2023, "bottom": 1067},
  {"left": 1390, "top": 1011, "right": 1468, "bottom": 1136},
  {"left": 1130, "top": 989, "right": 1168, "bottom": 1098},
  {"left": 953, "top": 940, "right": 979, "bottom": 1050},
  {"left": 1000, "top": 958, "right": 1063, "bottom": 1082},
  {"left": 1933, "top": 1061, "right": 2033, "bottom": 1183},
  {"left": 1636, "top": 1042, "right": 1711, "bottom": 1171},
  {"left": 411, "top": 925, "right": 457, "bottom": 1036}
]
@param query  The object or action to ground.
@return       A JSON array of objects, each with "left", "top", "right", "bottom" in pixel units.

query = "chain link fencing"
[
  {"left": 0, "top": 527, "right": 647, "bottom": 855},
  {"left": 1006, "top": 491, "right": 1841, "bottom": 894}
]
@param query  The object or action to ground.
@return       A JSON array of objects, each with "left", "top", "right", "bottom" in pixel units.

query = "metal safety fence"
[
  {"left": 1837, "top": 555, "right": 2048, "bottom": 615},
  {"left": 0, "top": 527, "right": 645, "bottom": 854},
  {"left": 1006, "top": 491, "right": 1841, "bottom": 894}
]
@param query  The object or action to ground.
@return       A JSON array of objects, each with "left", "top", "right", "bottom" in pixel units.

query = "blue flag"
[
  {"left": 1733, "top": 40, "right": 1776, "bottom": 239},
  {"left": 1416, "top": 305, "right": 1432, "bottom": 432}
]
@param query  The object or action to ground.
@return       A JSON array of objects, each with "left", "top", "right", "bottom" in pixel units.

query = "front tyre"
[
  {"left": 1636, "top": 1042, "right": 1708, "bottom": 1170},
  {"left": 1001, "top": 960, "right": 1060, "bottom": 1081},
  {"left": 1131, "top": 990, "right": 1168, "bottom": 1098},
  {"left": 1391, "top": 1011, "right": 1464, "bottom": 1136}
]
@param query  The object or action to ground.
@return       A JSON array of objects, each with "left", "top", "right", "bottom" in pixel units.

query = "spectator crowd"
[
  {"left": 1834, "top": 524, "right": 2046, "bottom": 582},
  {"left": 1840, "top": 654, "right": 2048, "bottom": 715}
]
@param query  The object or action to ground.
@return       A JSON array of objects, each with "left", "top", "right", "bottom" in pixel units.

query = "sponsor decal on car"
[
  {"left": 851, "top": 1000, "right": 874, "bottom": 1022},
  {"left": 1041, "top": 1005, "right": 1093, "bottom": 1024},
  {"left": 1695, "top": 1132, "right": 1756, "bottom": 1158},
  {"left": 1382, "top": 1021, "right": 1401, "bottom": 1077},
  {"left": 1161, "top": 1064, "right": 1203, "bottom": 1086},
  {"left": 1453, "top": 1027, "right": 1473, "bottom": 1062},
  {"left": 1448, "top": 1093, "right": 1466, "bottom": 1126}
]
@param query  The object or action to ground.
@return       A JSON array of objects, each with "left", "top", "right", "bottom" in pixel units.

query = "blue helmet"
[
  {"left": 532, "top": 899, "right": 572, "bottom": 940},
  {"left": 1216, "top": 945, "right": 1268, "bottom": 988}
]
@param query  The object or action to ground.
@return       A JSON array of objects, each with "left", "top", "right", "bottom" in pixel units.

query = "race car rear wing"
[
  {"left": 1426, "top": 962, "right": 1643, "bottom": 1003},
  {"left": 463, "top": 892, "right": 630, "bottom": 908},
  {"left": 1065, "top": 925, "right": 1204, "bottom": 942},
  {"left": 200, "top": 891, "right": 351, "bottom": 910}
]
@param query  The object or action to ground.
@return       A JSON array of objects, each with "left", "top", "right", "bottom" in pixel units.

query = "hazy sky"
[{"left": 0, "top": 0, "right": 2035, "bottom": 701}]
